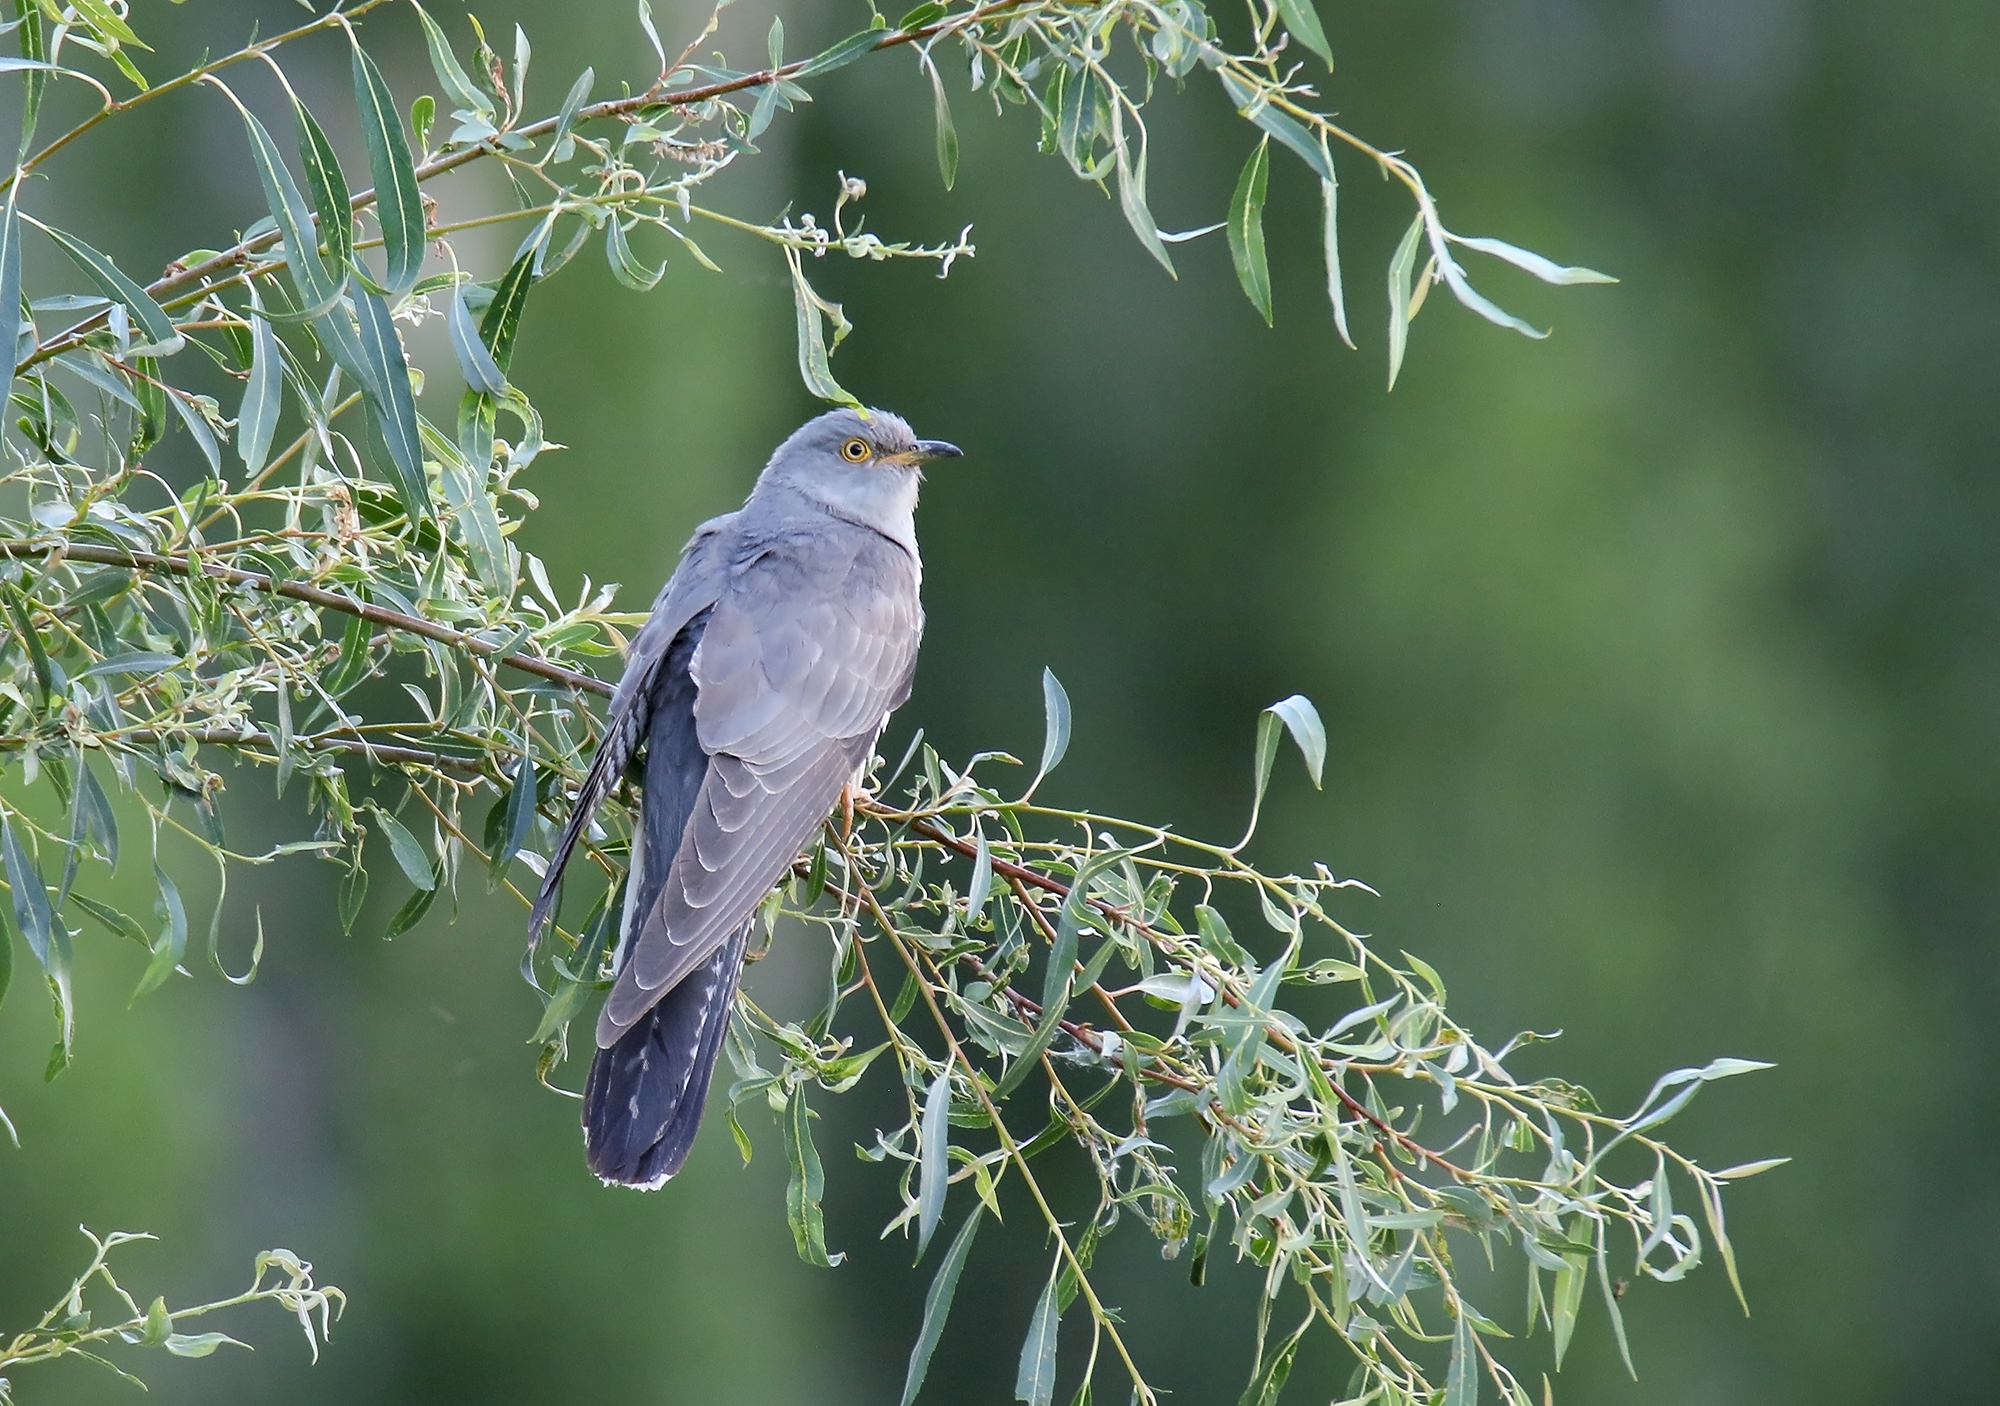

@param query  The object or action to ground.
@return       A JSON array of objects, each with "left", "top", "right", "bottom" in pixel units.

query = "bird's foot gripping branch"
[{"left": 667, "top": 686, "right": 1784, "bottom": 1406}]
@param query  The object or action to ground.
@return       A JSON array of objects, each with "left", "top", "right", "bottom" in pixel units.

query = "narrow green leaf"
[
  {"left": 1454, "top": 234, "right": 1616, "bottom": 286},
  {"left": 372, "top": 808, "right": 435, "bottom": 891},
  {"left": 1551, "top": 1251, "right": 1586, "bottom": 1368},
  {"left": 15, "top": 1, "right": 48, "bottom": 154},
  {"left": 293, "top": 98, "right": 354, "bottom": 276},
  {"left": 226, "top": 94, "right": 341, "bottom": 313},
  {"left": 1445, "top": 1310, "right": 1478, "bottom": 1406},
  {"left": 338, "top": 861, "right": 369, "bottom": 934},
  {"left": 438, "top": 447, "right": 510, "bottom": 594},
  {"left": 384, "top": 866, "right": 439, "bottom": 938},
  {"left": 802, "top": 840, "right": 829, "bottom": 907},
  {"left": 58, "top": 348, "right": 139, "bottom": 409},
  {"left": 352, "top": 282, "right": 430, "bottom": 519},
  {"left": 1239, "top": 1310, "right": 1311, "bottom": 1406},
  {"left": 1276, "top": 0, "right": 1334, "bottom": 67},
  {"left": 1, "top": 583, "right": 50, "bottom": 701},
  {"left": 1112, "top": 120, "right": 1175, "bottom": 277},
  {"left": 1, "top": 885, "right": 15, "bottom": 1011},
  {"left": 965, "top": 828, "right": 993, "bottom": 924},
  {"left": 237, "top": 282, "right": 280, "bottom": 473},
  {"left": 1037, "top": 667, "right": 1071, "bottom": 780},
  {"left": 1, "top": 816, "right": 56, "bottom": 971},
  {"left": 0, "top": 186, "right": 21, "bottom": 389},
  {"left": 511, "top": 24, "right": 530, "bottom": 112},
  {"left": 104, "top": 42, "right": 147, "bottom": 93},
  {"left": 891, "top": 969, "right": 921, "bottom": 1024},
  {"left": 1055, "top": 65, "right": 1090, "bottom": 170},
  {"left": 916, "top": 1067, "right": 951, "bottom": 1258},
  {"left": 480, "top": 250, "right": 536, "bottom": 373},
  {"left": 784, "top": 1088, "right": 845, "bottom": 1266},
  {"left": 1246, "top": 694, "right": 1325, "bottom": 841},
  {"left": 273, "top": 666, "right": 296, "bottom": 797},
  {"left": 528, "top": 887, "right": 615, "bottom": 1043},
  {"left": 411, "top": 0, "right": 494, "bottom": 119},
  {"left": 1713, "top": 1157, "right": 1791, "bottom": 1181},
  {"left": 1267, "top": 695, "right": 1326, "bottom": 786},
  {"left": 38, "top": 223, "right": 182, "bottom": 355},
  {"left": 926, "top": 56, "right": 958, "bottom": 190},
  {"left": 636, "top": 0, "right": 666, "bottom": 73},
  {"left": 544, "top": 67, "right": 594, "bottom": 165},
  {"left": 139, "top": 1296, "right": 170, "bottom": 1347},
  {"left": 217, "top": 907, "right": 264, "bottom": 986},
  {"left": 1595, "top": 1219, "right": 1638, "bottom": 1379},
  {"left": 1227, "top": 137, "right": 1272, "bottom": 325},
  {"left": 324, "top": 607, "right": 372, "bottom": 696},
  {"left": 1385, "top": 213, "right": 1424, "bottom": 390},
  {"left": 448, "top": 281, "right": 506, "bottom": 393},
  {"left": 792, "top": 29, "right": 882, "bottom": 79},
  {"left": 490, "top": 752, "right": 537, "bottom": 879},
  {"left": 1318, "top": 137, "right": 1355, "bottom": 349},
  {"left": 163, "top": 1332, "right": 245, "bottom": 1359},
  {"left": 745, "top": 16, "right": 784, "bottom": 141},
  {"left": 351, "top": 43, "right": 426, "bottom": 300},
  {"left": 993, "top": 892, "right": 1089, "bottom": 1100},
  {"left": 900, "top": 1203, "right": 983, "bottom": 1406},
  {"left": 1218, "top": 71, "right": 1333, "bottom": 181},
  {"left": 132, "top": 861, "right": 186, "bottom": 1000},
  {"left": 73, "top": 650, "right": 179, "bottom": 679},
  {"left": 1696, "top": 1170, "right": 1750, "bottom": 1314},
  {"left": 992, "top": 991, "right": 1065, "bottom": 1101},
  {"left": 167, "top": 387, "right": 221, "bottom": 476},
  {"left": 746, "top": 78, "right": 781, "bottom": 143},
  {"left": 121, "top": 360, "right": 164, "bottom": 466},
  {"left": 70, "top": 892, "right": 146, "bottom": 948},
  {"left": 67, "top": 0, "right": 145, "bottom": 51},
  {"left": 604, "top": 217, "right": 665, "bottom": 291},
  {"left": 1015, "top": 1265, "right": 1062, "bottom": 1406},
  {"left": 785, "top": 248, "right": 858, "bottom": 406},
  {"left": 1401, "top": 948, "right": 1447, "bottom": 1003}
]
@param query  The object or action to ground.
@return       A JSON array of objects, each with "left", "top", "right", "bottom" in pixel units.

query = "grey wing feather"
[
  {"left": 597, "top": 522, "right": 922, "bottom": 1045},
  {"left": 527, "top": 513, "right": 738, "bottom": 943}
]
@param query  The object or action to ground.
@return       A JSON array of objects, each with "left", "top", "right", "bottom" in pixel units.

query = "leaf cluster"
[
  {"left": 699, "top": 688, "right": 1778, "bottom": 1406},
  {"left": 0, "top": 1227, "right": 342, "bottom": 1395}
]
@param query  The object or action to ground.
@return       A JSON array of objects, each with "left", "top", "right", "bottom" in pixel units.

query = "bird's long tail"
[{"left": 582, "top": 921, "right": 751, "bottom": 1189}]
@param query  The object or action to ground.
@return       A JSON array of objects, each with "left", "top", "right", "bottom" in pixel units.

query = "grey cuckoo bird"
[{"left": 528, "top": 408, "right": 959, "bottom": 1188}]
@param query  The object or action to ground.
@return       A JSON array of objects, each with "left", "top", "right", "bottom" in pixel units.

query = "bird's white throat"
[{"left": 795, "top": 465, "right": 923, "bottom": 565}]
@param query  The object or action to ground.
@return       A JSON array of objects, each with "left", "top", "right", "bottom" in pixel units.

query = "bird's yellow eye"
[{"left": 841, "top": 437, "right": 872, "bottom": 462}]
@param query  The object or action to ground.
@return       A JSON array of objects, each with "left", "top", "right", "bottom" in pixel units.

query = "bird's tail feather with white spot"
[{"left": 582, "top": 921, "right": 751, "bottom": 1189}]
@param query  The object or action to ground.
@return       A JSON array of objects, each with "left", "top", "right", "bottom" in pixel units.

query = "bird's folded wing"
[
  {"left": 528, "top": 514, "right": 736, "bottom": 943},
  {"left": 598, "top": 526, "right": 921, "bottom": 1044}
]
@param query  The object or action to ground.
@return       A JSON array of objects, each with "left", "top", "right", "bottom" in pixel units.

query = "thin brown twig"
[
  {"left": 0, "top": 724, "right": 489, "bottom": 774},
  {"left": 0, "top": 538, "right": 609, "bottom": 696}
]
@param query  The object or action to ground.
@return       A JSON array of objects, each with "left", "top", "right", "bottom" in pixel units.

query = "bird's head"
[{"left": 755, "top": 407, "right": 961, "bottom": 540}]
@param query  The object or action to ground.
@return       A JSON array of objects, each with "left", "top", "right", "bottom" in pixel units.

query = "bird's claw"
[{"left": 839, "top": 782, "right": 875, "bottom": 842}]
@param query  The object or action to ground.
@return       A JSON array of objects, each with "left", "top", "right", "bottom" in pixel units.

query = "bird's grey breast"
[{"left": 690, "top": 514, "right": 923, "bottom": 766}]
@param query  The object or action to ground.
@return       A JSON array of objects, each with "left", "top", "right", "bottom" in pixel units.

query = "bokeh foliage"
[{"left": 0, "top": 0, "right": 1809, "bottom": 1403}]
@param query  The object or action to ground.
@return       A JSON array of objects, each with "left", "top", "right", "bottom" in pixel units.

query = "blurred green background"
[{"left": 2, "top": 0, "right": 1992, "bottom": 1400}]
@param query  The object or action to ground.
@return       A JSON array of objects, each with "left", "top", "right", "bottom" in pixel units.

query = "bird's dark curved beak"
[{"left": 911, "top": 439, "right": 963, "bottom": 463}]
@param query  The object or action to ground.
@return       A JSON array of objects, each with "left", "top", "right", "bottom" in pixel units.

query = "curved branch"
[
  {"left": 0, "top": 724, "right": 491, "bottom": 775},
  {"left": 0, "top": 538, "right": 612, "bottom": 697}
]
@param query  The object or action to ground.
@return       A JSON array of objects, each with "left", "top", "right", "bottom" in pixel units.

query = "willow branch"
[{"left": 0, "top": 538, "right": 610, "bottom": 696}]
